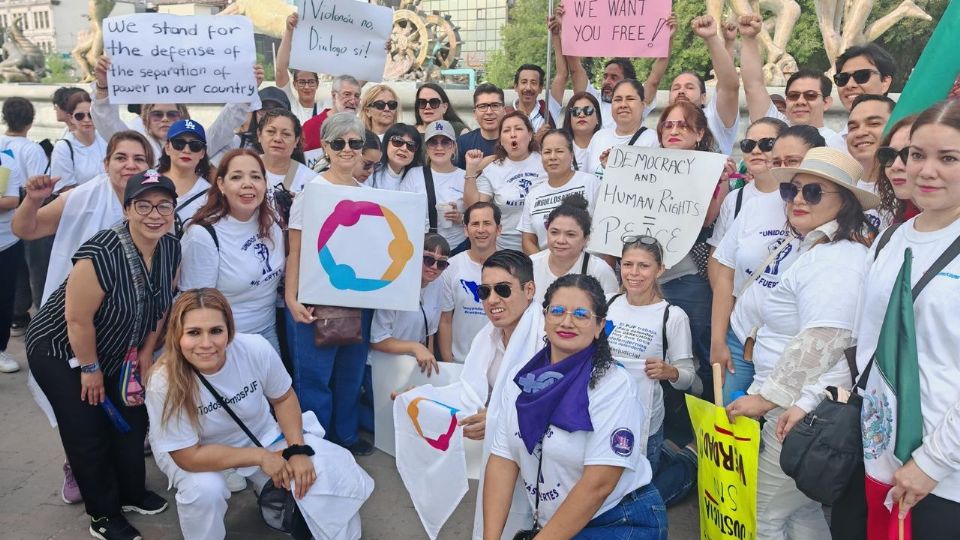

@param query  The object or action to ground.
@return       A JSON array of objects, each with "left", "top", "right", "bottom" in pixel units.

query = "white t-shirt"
[
  {"left": 708, "top": 183, "right": 767, "bottom": 248},
  {"left": 518, "top": 172, "right": 600, "bottom": 249},
  {"left": 180, "top": 215, "right": 286, "bottom": 334},
  {"left": 605, "top": 296, "right": 696, "bottom": 433},
  {"left": 531, "top": 250, "right": 619, "bottom": 305},
  {"left": 280, "top": 80, "right": 320, "bottom": 125},
  {"left": 371, "top": 279, "right": 444, "bottom": 344},
  {"left": 51, "top": 132, "right": 108, "bottom": 190},
  {"left": 583, "top": 82, "right": 656, "bottom": 127},
  {"left": 490, "top": 365, "right": 651, "bottom": 524},
  {"left": 370, "top": 165, "right": 406, "bottom": 191},
  {"left": 0, "top": 135, "right": 47, "bottom": 177},
  {"left": 0, "top": 151, "right": 26, "bottom": 251},
  {"left": 573, "top": 142, "right": 590, "bottom": 174},
  {"left": 439, "top": 251, "right": 487, "bottom": 363},
  {"left": 713, "top": 193, "right": 802, "bottom": 342},
  {"left": 750, "top": 237, "right": 868, "bottom": 389},
  {"left": 265, "top": 160, "right": 315, "bottom": 193},
  {"left": 857, "top": 179, "right": 890, "bottom": 232},
  {"left": 175, "top": 177, "right": 210, "bottom": 225},
  {"left": 763, "top": 103, "right": 847, "bottom": 151},
  {"left": 584, "top": 126, "right": 659, "bottom": 179},
  {"left": 704, "top": 94, "right": 740, "bottom": 155},
  {"left": 855, "top": 217, "right": 960, "bottom": 502},
  {"left": 476, "top": 153, "right": 545, "bottom": 251},
  {"left": 288, "top": 174, "right": 367, "bottom": 231},
  {"left": 399, "top": 166, "right": 467, "bottom": 248},
  {"left": 146, "top": 333, "right": 293, "bottom": 453}
]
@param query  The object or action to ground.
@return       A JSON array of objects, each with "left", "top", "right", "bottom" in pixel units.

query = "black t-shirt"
[{"left": 456, "top": 129, "right": 498, "bottom": 168}]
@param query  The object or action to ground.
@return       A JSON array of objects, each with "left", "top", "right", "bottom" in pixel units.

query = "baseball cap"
[
  {"left": 124, "top": 169, "right": 178, "bottom": 206},
  {"left": 167, "top": 119, "right": 206, "bottom": 143},
  {"left": 424, "top": 120, "right": 455, "bottom": 142},
  {"left": 259, "top": 87, "right": 291, "bottom": 112}
]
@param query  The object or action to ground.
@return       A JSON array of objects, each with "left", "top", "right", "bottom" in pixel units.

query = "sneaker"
[
  {"left": 223, "top": 469, "right": 247, "bottom": 492},
  {"left": 89, "top": 516, "right": 142, "bottom": 540},
  {"left": 9, "top": 315, "right": 29, "bottom": 338},
  {"left": 62, "top": 461, "right": 82, "bottom": 504},
  {"left": 121, "top": 490, "right": 168, "bottom": 515},
  {"left": 0, "top": 351, "right": 19, "bottom": 373},
  {"left": 346, "top": 439, "right": 374, "bottom": 457}
]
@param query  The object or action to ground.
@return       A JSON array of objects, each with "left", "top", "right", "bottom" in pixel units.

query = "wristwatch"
[
  {"left": 281, "top": 444, "right": 315, "bottom": 460},
  {"left": 80, "top": 361, "right": 101, "bottom": 374}
]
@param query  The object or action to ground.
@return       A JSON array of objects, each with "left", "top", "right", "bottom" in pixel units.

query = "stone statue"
[
  {"left": 708, "top": 0, "right": 800, "bottom": 85},
  {"left": 71, "top": 0, "right": 116, "bottom": 82},
  {"left": 0, "top": 17, "right": 46, "bottom": 82},
  {"left": 218, "top": 0, "right": 295, "bottom": 39}
]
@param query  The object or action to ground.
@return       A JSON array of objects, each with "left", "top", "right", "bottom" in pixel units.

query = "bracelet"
[
  {"left": 282, "top": 444, "right": 315, "bottom": 460},
  {"left": 464, "top": 174, "right": 479, "bottom": 181},
  {"left": 80, "top": 361, "right": 100, "bottom": 373},
  {"left": 95, "top": 83, "right": 107, "bottom": 90}
]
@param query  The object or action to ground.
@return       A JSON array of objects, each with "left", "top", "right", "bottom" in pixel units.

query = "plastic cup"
[{"left": 435, "top": 202, "right": 455, "bottom": 228}]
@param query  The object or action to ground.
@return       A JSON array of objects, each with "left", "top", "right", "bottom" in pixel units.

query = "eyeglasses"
[
  {"left": 295, "top": 79, "right": 318, "bottom": 88},
  {"left": 361, "top": 159, "right": 381, "bottom": 172},
  {"left": 389, "top": 136, "right": 418, "bottom": 152},
  {"left": 132, "top": 200, "right": 175, "bottom": 216},
  {"left": 877, "top": 146, "right": 910, "bottom": 168},
  {"left": 770, "top": 157, "right": 803, "bottom": 168},
  {"left": 370, "top": 100, "right": 398, "bottom": 111},
  {"left": 73, "top": 112, "right": 91, "bottom": 121},
  {"left": 149, "top": 110, "right": 182, "bottom": 121},
  {"left": 474, "top": 102, "right": 504, "bottom": 112},
  {"left": 570, "top": 105, "right": 596, "bottom": 117},
  {"left": 779, "top": 181, "right": 840, "bottom": 205},
  {"left": 327, "top": 138, "right": 364, "bottom": 151},
  {"left": 740, "top": 137, "right": 776, "bottom": 153},
  {"left": 422, "top": 254, "right": 450, "bottom": 270},
  {"left": 169, "top": 138, "right": 206, "bottom": 152},
  {"left": 662, "top": 120, "right": 689, "bottom": 131},
  {"left": 785, "top": 91, "right": 823, "bottom": 102},
  {"left": 477, "top": 281, "right": 520, "bottom": 301},
  {"left": 833, "top": 69, "right": 879, "bottom": 87},
  {"left": 544, "top": 305, "right": 600, "bottom": 327},
  {"left": 416, "top": 98, "right": 443, "bottom": 110},
  {"left": 426, "top": 137, "right": 454, "bottom": 148}
]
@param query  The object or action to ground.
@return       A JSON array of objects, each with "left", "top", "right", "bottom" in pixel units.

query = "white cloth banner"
[
  {"left": 102, "top": 14, "right": 257, "bottom": 104},
  {"left": 291, "top": 0, "right": 393, "bottom": 83},
  {"left": 298, "top": 184, "right": 425, "bottom": 310},
  {"left": 587, "top": 146, "right": 727, "bottom": 267}
]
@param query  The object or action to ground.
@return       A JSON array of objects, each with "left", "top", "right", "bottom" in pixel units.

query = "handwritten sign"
[
  {"left": 290, "top": 0, "right": 393, "bottom": 82},
  {"left": 561, "top": 0, "right": 672, "bottom": 58},
  {"left": 102, "top": 14, "right": 256, "bottom": 104},
  {"left": 587, "top": 146, "right": 726, "bottom": 267},
  {"left": 686, "top": 395, "right": 760, "bottom": 540},
  {"left": 298, "top": 184, "right": 425, "bottom": 310}
]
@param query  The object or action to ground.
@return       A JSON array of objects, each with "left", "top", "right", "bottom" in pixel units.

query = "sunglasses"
[
  {"left": 361, "top": 159, "right": 381, "bottom": 172},
  {"left": 740, "top": 137, "right": 776, "bottom": 153},
  {"left": 622, "top": 234, "right": 661, "bottom": 251},
  {"left": 149, "top": 110, "right": 182, "bottom": 121},
  {"left": 785, "top": 90, "right": 823, "bottom": 102},
  {"left": 327, "top": 138, "right": 364, "bottom": 151},
  {"left": 73, "top": 112, "right": 91, "bottom": 122},
  {"left": 876, "top": 146, "right": 910, "bottom": 168},
  {"left": 416, "top": 98, "right": 444, "bottom": 110},
  {"left": 132, "top": 200, "right": 175, "bottom": 216},
  {"left": 833, "top": 69, "right": 879, "bottom": 87},
  {"left": 426, "top": 137, "right": 454, "bottom": 148},
  {"left": 570, "top": 105, "right": 596, "bottom": 117},
  {"left": 170, "top": 138, "right": 206, "bottom": 152},
  {"left": 370, "top": 100, "right": 398, "bottom": 111},
  {"left": 477, "top": 281, "right": 520, "bottom": 301},
  {"left": 779, "top": 182, "right": 840, "bottom": 205},
  {"left": 474, "top": 102, "right": 504, "bottom": 112},
  {"left": 422, "top": 254, "right": 450, "bottom": 270},
  {"left": 545, "top": 305, "right": 600, "bottom": 327},
  {"left": 389, "top": 136, "right": 418, "bottom": 152},
  {"left": 662, "top": 120, "right": 689, "bottom": 131}
]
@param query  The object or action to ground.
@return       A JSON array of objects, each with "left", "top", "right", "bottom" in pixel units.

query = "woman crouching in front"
[
  {"left": 483, "top": 274, "right": 666, "bottom": 539},
  {"left": 145, "top": 288, "right": 373, "bottom": 540}
]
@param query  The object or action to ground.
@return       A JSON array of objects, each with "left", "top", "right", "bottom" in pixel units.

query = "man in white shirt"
[
  {"left": 508, "top": 64, "right": 551, "bottom": 132},
  {"left": 438, "top": 202, "right": 501, "bottom": 363}
]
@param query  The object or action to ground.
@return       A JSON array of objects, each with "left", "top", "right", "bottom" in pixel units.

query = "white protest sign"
[
  {"left": 290, "top": 0, "right": 393, "bottom": 83},
  {"left": 588, "top": 146, "right": 727, "bottom": 267},
  {"left": 102, "top": 14, "right": 256, "bottom": 104},
  {"left": 298, "top": 184, "right": 426, "bottom": 310}
]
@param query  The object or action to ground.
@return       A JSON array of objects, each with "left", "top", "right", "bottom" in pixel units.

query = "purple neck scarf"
[{"left": 514, "top": 343, "right": 595, "bottom": 454}]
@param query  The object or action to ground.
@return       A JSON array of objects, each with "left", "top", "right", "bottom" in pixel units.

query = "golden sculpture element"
[
  {"left": 0, "top": 16, "right": 46, "bottom": 82},
  {"left": 218, "top": 0, "right": 295, "bottom": 39},
  {"left": 71, "top": 0, "right": 116, "bottom": 82},
  {"left": 384, "top": 1, "right": 461, "bottom": 81}
]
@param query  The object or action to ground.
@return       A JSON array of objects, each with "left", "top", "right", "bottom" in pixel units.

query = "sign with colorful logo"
[
  {"left": 299, "top": 184, "right": 425, "bottom": 310},
  {"left": 686, "top": 394, "right": 761, "bottom": 540}
]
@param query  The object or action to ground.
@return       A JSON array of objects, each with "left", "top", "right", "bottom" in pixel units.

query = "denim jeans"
[
  {"left": 645, "top": 425, "right": 664, "bottom": 474},
  {"left": 284, "top": 308, "right": 372, "bottom": 446},
  {"left": 661, "top": 274, "right": 713, "bottom": 403},
  {"left": 653, "top": 443, "right": 697, "bottom": 507},
  {"left": 359, "top": 364, "right": 375, "bottom": 433},
  {"left": 573, "top": 484, "right": 667, "bottom": 539},
  {"left": 721, "top": 328, "right": 755, "bottom": 405}
]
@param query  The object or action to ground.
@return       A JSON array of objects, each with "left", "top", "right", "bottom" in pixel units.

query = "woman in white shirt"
[
  {"left": 156, "top": 119, "right": 212, "bottom": 234},
  {"left": 585, "top": 79, "right": 659, "bottom": 178},
  {"left": 485, "top": 274, "right": 665, "bottom": 539},
  {"left": 370, "top": 123, "right": 423, "bottom": 191},
  {"left": 257, "top": 109, "right": 315, "bottom": 195},
  {"left": 560, "top": 92, "right": 603, "bottom": 171},
  {"left": 180, "top": 149, "right": 285, "bottom": 351},
  {"left": 530, "top": 194, "right": 618, "bottom": 305},
  {"left": 710, "top": 124, "right": 825, "bottom": 404},
  {"left": 520, "top": 129, "right": 600, "bottom": 253},
  {"left": 725, "top": 147, "right": 877, "bottom": 539},
  {"left": 464, "top": 111, "right": 545, "bottom": 251},
  {"left": 146, "top": 288, "right": 373, "bottom": 540},
  {"left": 51, "top": 91, "right": 107, "bottom": 191}
]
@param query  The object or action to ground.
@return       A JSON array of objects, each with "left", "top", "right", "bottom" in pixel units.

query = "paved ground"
[{"left": 0, "top": 335, "right": 700, "bottom": 539}]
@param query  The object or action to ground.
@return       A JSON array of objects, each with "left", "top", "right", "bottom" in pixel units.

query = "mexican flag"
[{"left": 862, "top": 249, "right": 922, "bottom": 538}]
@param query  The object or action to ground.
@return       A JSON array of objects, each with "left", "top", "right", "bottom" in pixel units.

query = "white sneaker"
[
  {"left": 223, "top": 469, "right": 247, "bottom": 492},
  {"left": 0, "top": 351, "right": 19, "bottom": 373}
]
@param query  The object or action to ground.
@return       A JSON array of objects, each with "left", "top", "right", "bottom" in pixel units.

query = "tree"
[
  {"left": 42, "top": 54, "right": 74, "bottom": 84},
  {"left": 485, "top": 0, "right": 549, "bottom": 88}
]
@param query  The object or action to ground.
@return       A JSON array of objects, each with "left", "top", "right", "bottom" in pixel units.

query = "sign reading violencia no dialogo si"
[
  {"left": 299, "top": 184, "right": 426, "bottom": 311},
  {"left": 561, "top": 0, "right": 673, "bottom": 58},
  {"left": 587, "top": 146, "right": 726, "bottom": 268},
  {"left": 102, "top": 14, "right": 256, "bottom": 104}
]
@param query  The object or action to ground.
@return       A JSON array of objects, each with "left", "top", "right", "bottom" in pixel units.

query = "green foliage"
[
  {"left": 784, "top": 0, "right": 829, "bottom": 70},
  {"left": 870, "top": 0, "right": 945, "bottom": 92},
  {"left": 485, "top": 0, "right": 549, "bottom": 88},
  {"left": 257, "top": 52, "right": 276, "bottom": 82},
  {"left": 41, "top": 54, "right": 75, "bottom": 84}
]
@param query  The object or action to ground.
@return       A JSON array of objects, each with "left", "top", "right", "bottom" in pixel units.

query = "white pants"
[
  {"left": 155, "top": 414, "right": 373, "bottom": 540},
  {"left": 756, "top": 410, "right": 830, "bottom": 540}
]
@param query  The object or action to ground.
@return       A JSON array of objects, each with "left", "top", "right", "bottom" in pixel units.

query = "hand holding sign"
[{"left": 561, "top": 0, "right": 674, "bottom": 57}]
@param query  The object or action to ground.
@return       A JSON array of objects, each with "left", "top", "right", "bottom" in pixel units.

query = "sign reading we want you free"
[{"left": 561, "top": 0, "right": 673, "bottom": 58}]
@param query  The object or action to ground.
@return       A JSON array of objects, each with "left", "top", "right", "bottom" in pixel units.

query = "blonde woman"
[{"left": 360, "top": 84, "right": 401, "bottom": 141}]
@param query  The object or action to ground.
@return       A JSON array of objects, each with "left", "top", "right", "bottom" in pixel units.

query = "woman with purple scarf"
[{"left": 483, "top": 274, "right": 667, "bottom": 539}]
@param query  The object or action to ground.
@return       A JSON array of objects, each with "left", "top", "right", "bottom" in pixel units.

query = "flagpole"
[{"left": 545, "top": 0, "right": 554, "bottom": 126}]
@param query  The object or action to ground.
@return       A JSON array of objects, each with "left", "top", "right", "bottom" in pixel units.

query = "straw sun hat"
[{"left": 770, "top": 147, "right": 880, "bottom": 210}]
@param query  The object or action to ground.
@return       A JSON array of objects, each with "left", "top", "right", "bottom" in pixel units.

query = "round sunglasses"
[
  {"left": 422, "top": 254, "right": 449, "bottom": 270},
  {"left": 73, "top": 112, "right": 92, "bottom": 122},
  {"left": 740, "top": 137, "right": 776, "bottom": 153},
  {"left": 779, "top": 181, "right": 840, "bottom": 205},
  {"left": 569, "top": 105, "right": 596, "bottom": 117}
]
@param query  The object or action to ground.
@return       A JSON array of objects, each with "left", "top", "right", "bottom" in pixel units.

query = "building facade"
[{"left": 0, "top": 0, "right": 138, "bottom": 56}]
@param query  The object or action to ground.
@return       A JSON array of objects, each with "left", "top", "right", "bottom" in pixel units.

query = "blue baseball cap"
[{"left": 167, "top": 119, "right": 206, "bottom": 143}]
